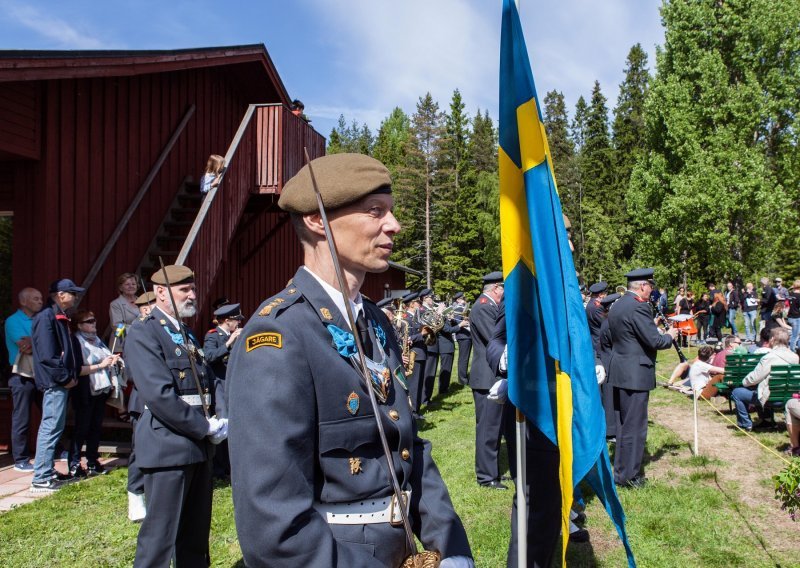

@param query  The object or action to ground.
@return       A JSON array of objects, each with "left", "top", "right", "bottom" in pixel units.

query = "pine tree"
[{"left": 571, "top": 96, "right": 588, "bottom": 150}]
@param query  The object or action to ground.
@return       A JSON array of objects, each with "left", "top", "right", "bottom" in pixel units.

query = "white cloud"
[{"left": 2, "top": 1, "right": 110, "bottom": 49}]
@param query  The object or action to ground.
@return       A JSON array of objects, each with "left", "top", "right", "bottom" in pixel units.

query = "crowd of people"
[{"left": 4, "top": 151, "right": 799, "bottom": 566}]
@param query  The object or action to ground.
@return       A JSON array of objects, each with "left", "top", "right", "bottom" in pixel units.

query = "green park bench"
[
  {"left": 713, "top": 353, "right": 765, "bottom": 401},
  {"left": 764, "top": 364, "right": 800, "bottom": 412}
]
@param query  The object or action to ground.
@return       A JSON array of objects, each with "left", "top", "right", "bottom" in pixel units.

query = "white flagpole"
[
  {"left": 516, "top": 408, "right": 528, "bottom": 568},
  {"left": 692, "top": 388, "right": 699, "bottom": 455}
]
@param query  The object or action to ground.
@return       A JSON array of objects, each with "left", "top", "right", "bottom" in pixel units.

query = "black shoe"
[
  {"left": 572, "top": 511, "right": 587, "bottom": 525},
  {"left": 69, "top": 464, "right": 87, "bottom": 479},
  {"left": 86, "top": 463, "right": 108, "bottom": 476},
  {"left": 30, "top": 478, "right": 66, "bottom": 493},
  {"left": 481, "top": 480, "right": 508, "bottom": 490},
  {"left": 52, "top": 471, "right": 73, "bottom": 482},
  {"left": 500, "top": 475, "right": 512, "bottom": 481},
  {"left": 753, "top": 420, "right": 777, "bottom": 431},
  {"left": 569, "top": 527, "right": 590, "bottom": 543}
]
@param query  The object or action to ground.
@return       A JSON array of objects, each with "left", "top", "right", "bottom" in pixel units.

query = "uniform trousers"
[
  {"left": 472, "top": 388, "right": 506, "bottom": 485},
  {"left": 127, "top": 414, "right": 144, "bottom": 494},
  {"left": 438, "top": 352, "right": 454, "bottom": 395},
  {"left": 613, "top": 387, "right": 650, "bottom": 484},
  {"left": 134, "top": 461, "right": 213, "bottom": 568},
  {"left": 9, "top": 374, "right": 41, "bottom": 465},
  {"left": 456, "top": 339, "right": 472, "bottom": 385},
  {"left": 504, "top": 417, "right": 561, "bottom": 568},
  {"left": 601, "top": 382, "right": 616, "bottom": 439},
  {"left": 409, "top": 358, "right": 427, "bottom": 413},
  {"left": 423, "top": 353, "right": 440, "bottom": 406}
]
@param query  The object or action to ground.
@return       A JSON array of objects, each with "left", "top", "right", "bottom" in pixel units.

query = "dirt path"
[{"left": 649, "top": 389, "right": 798, "bottom": 559}]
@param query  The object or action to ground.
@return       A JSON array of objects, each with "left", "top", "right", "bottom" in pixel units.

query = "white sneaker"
[{"left": 128, "top": 491, "right": 146, "bottom": 522}]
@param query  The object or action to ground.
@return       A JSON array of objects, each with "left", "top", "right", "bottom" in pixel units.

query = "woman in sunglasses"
[{"left": 68, "top": 310, "right": 121, "bottom": 478}]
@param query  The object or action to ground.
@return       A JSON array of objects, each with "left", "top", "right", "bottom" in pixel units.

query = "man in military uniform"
[
  {"left": 203, "top": 302, "right": 243, "bottom": 479},
  {"left": 404, "top": 291, "right": 429, "bottom": 417},
  {"left": 607, "top": 268, "right": 678, "bottom": 488},
  {"left": 226, "top": 153, "right": 472, "bottom": 568},
  {"left": 452, "top": 292, "right": 472, "bottom": 385},
  {"left": 437, "top": 301, "right": 468, "bottom": 396},
  {"left": 420, "top": 288, "right": 442, "bottom": 406},
  {"left": 597, "top": 293, "right": 621, "bottom": 441},
  {"left": 127, "top": 290, "right": 156, "bottom": 522},
  {"left": 468, "top": 271, "right": 507, "bottom": 489},
  {"left": 125, "top": 266, "right": 227, "bottom": 567},
  {"left": 585, "top": 281, "right": 608, "bottom": 354}
]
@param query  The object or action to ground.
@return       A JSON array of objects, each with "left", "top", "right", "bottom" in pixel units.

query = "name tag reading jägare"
[{"left": 246, "top": 332, "right": 283, "bottom": 351}]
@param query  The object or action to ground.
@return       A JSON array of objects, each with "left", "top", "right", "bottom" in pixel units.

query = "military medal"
[
  {"left": 349, "top": 457, "right": 362, "bottom": 475},
  {"left": 347, "top": 392, "right": 359, "bottom": 415},
  {"left": 320, "top": 307, "right": 333, "bottom": 321},
  {"left": 175, "top": 347, "right": 182, "bottom": 356}
]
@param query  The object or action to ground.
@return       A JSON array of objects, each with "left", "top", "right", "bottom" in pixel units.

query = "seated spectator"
[
  {"left": 711, "top": 335, "right": 744, "bottom": 368},
  {"left": 688, "top": 346, "right": 725, "bottom": 392},
  {"left": 730, "top": 328, "right": 799, "bottom": 431},
  {"left": 200, "top": 154, "right": 225, "bottom": 194},
  {"left": 748, "top": 327, "right": 772, "bottom": 354},
  {"left": 69, "top": 310, "right": 121, "bottom": 478},
  {"left": 764, "top": 302, "right": 791, "bottom": 335},
  {"left": 785, "top": 396, "right": 800, "bottom": 456}
]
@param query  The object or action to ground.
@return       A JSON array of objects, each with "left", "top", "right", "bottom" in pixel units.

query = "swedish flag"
[{"left": 499, "top": 0, "right": 634, "bottom": 564}]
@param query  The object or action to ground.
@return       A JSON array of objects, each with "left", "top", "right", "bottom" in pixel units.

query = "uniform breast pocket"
[
  {"left": 639, "top": 356, "right": 654, "bottom": 368},
  {"left": 318, "top": 415, "right": 383, "bottom": 502},
  {"left": 164, "top": 355, "right": 193, "bottom": 387}
]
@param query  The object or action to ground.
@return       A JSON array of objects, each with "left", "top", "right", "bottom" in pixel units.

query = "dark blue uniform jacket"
[{"left": 226, "top": 268, "right": 471, "bottom": 568}]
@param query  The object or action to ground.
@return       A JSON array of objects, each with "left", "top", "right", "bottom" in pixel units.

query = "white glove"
[
  {"left": 487, "top": 379, "right": 508, "bottom": 404},
  {"left": 499, "top": 345, "right": 508, "bottom": 373},
  {"left": 209, "top": 418, "right": 228, "bottom": 445},
  {"left": 206, "top": 416, "right": 222, "bottom": 437},
  {"left": 439, "top": 556, "right": 475, "bottom": 568},
  {"left": 595, "top": 365, "right": 606, "bottom": 385}
]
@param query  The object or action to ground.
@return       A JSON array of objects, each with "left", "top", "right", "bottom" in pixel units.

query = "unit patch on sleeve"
[{"left": 245, "top": 332, "right": 283, "bottom": 351}]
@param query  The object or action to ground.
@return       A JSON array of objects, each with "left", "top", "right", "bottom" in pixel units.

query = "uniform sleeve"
[
  {"left": 227, "top": 314, "right": 380, "bottom": 567},
  {"left": 203, "top": 332, "right": 229, "bottom": 363},
  {"left": 486, "top": 307, "right": 507, "bottom": 375},
  {"left": 631, "top": 303, "right": 674, "bottom": 351},
  {"left": 469, "top": 301, "right": 496, "bottom": 346},
  {"left": 124, "top": 323, "right": 209, "bottom": 440},
  {"left": 410, "top": 436, "right": 473, "bottom": 559}
]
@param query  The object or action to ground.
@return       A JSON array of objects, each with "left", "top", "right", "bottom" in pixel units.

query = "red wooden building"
[{"left": 0, "top": 45, "right": 406, "bottom": 451}]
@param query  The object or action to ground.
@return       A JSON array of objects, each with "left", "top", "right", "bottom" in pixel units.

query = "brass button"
[
  {"left": 401, "top": 448, "right": 410, "bottom": 461},
  {"left": 389, "top": 409, "right": 400, "bottom": 421}
]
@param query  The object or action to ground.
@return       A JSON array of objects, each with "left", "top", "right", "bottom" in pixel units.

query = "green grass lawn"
[{"left": 1, "top": 346, "right": 797, "bottom": 567}]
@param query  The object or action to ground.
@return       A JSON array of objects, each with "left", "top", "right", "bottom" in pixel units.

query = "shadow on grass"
[{"left": 712, "top": 471, "right": 785, "bottom": 568}]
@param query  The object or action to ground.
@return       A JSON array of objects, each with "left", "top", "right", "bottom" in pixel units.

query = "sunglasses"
[{"left": 79, "top": 318, "right": 97, "bottom": 324}]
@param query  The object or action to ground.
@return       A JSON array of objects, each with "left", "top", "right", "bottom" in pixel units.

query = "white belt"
[
  {"left": 314, "top": 490, "right": 411, "bottom": 525},
  {"left": 144, "top": 394, "right": 209, "bottom": 410}
]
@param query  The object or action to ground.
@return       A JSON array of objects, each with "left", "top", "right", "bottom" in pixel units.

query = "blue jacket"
[{"left": 31, "top": 303, "right": 81, "bottom": 390}]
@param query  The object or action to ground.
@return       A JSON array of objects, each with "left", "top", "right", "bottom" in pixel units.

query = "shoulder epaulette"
[{"left": 257, "top": 286, "right": 301, "bottom": 318}]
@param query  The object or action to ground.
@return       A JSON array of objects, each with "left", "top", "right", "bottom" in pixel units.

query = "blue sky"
[{"left": 0, "top": 0, "right": 665, "bottom": 139}]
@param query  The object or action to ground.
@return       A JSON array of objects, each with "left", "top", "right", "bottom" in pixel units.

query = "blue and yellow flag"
[{"left": 499, "top": 0, "right": 634, "bottom": 565}]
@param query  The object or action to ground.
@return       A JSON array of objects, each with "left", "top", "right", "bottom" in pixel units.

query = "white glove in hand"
[
  {"left": 595, "top": 365, "right": 606, "bottom": 385},
  {"left": 206, "top": 416, "right": 222, "bottom": 437},
  {"left": 487, "top": 379, "right": 508, "bottom": 404},
  {"left": 439, "top": 556, "right": 475, "bottom": 568},
  {"left": 499, "top": 345, "right": 508, "bottom": 373},
  {"left": 209, "top": 418, "right": 228, "bottom": 445}
]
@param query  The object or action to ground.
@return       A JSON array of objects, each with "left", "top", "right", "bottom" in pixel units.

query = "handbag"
[
  {"left": 12, "top": 352, "right": 34, "bottom": 378},
  {"left": 88, "top": 368, "right": 112, "bottom": 395}
]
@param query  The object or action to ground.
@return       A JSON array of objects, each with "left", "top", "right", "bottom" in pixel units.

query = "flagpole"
[
  {"left": 692, "top": 388, "right": 699, "bottom": 455},
  {"left": 516, "top": 408, "right": 527, "bottom": 568}
]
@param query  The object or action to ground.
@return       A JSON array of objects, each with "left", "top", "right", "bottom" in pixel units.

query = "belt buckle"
[{"left": 389, "top": 491, "right": 408, "bottom": 526}]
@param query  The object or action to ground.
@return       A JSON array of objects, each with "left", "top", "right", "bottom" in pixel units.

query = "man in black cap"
[
  {"left": 203, "top": 302, "right": 243, "bottom": 479},
  {"left": 403, "top": 291, "right": 429, "bottom": 415},
  {"left": 437, "top": 296, "right": 469, "bottom": 396},
  {"left": 468, "top": 270, "right": 508, "bottom": 489},
  {"left": 226, "top": 154, "right": 472, "bottom": 567},
  {"left": 419, "top": 288, "right": 442, "bottom": 407},
  {"left": 598, "top": 293, "right": 621, "bottom": 440},
  {"left": 29, "top": 278, "right": 84, "bottom": 493},
  {"left": 127, "top": 291, "right": 156, "bottom": 522},
  {"left": 607, "top": 268, "right": 678, "bottom": 488},
  {"left": 125, "top": 265, "right": 227, "bottom": 567},
  {"left": 451, "top": 292, "right": 472, "bottom": 385},
  {"left": 585, "top": 281, "right": 608, "bottom": 354}
]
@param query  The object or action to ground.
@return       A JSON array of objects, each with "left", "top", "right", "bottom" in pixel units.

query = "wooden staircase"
[{"left": 137, "top": 177, "right": 204, "bottom": 279}]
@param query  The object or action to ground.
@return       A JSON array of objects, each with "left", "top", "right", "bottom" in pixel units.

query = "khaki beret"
[
  {"left": 151, "top": 265, "right": 194, "bottom": 286},
  {"left": 278, "top": 153, "right": 392, "bottom": 214},
  {"left": 134, "top": 291, "right": 157, "bottom": 306}
]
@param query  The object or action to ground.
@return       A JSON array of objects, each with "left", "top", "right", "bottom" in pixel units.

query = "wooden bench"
[{"left": 765, "top": 364, "right": 800, "bottom": 411}]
